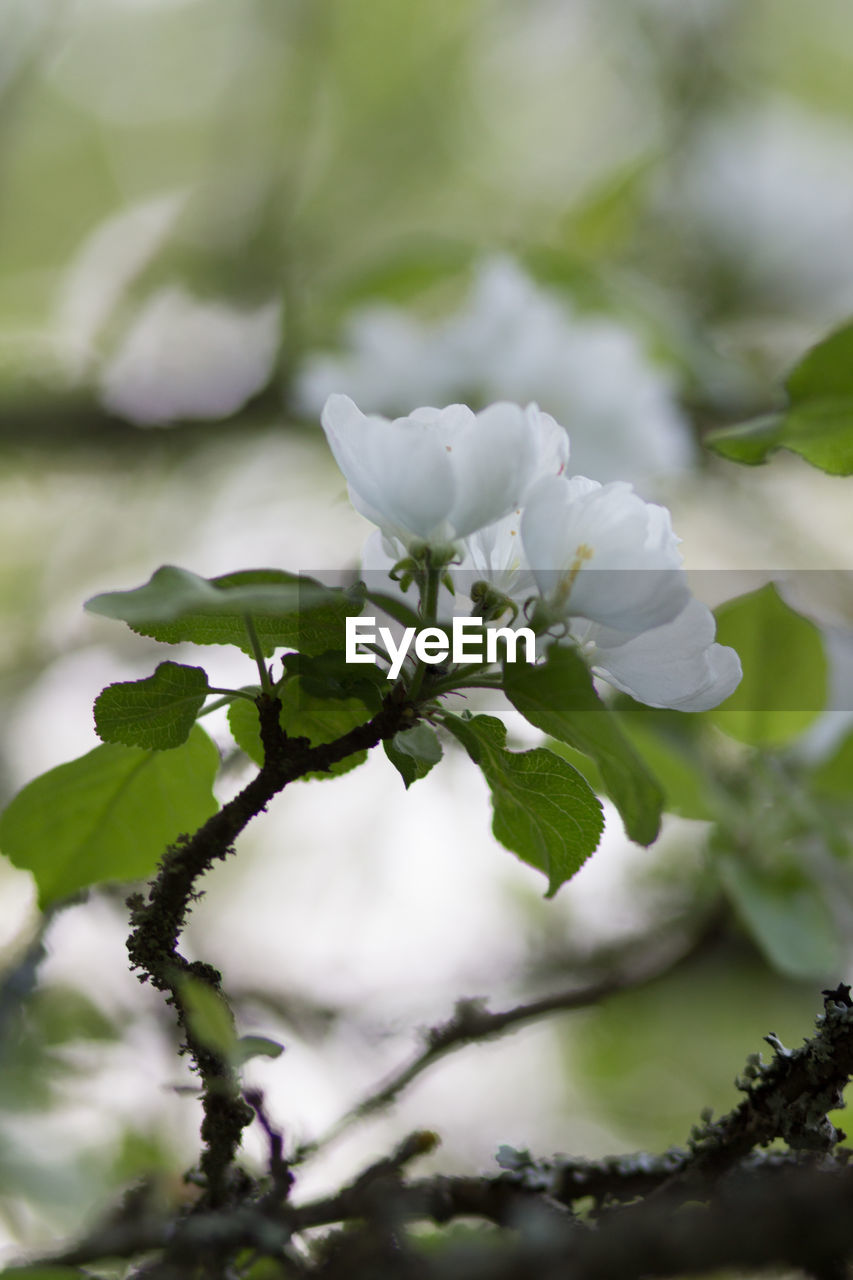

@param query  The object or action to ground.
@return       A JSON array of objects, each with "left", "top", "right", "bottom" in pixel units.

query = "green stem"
[
  {"left": 202, "top": 688, "right": 259, "bottom": 712},
  {"left": 405, "top": 558, "right": 442, "bottom": 702},
  {"left": 243, "top": 614, "right": 272, "bottom": 694},
  {"left": 426, "top": 672, "right": 505, "bottom": 698}
]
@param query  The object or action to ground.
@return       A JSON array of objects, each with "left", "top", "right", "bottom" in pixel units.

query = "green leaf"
[
  {"left": 705, "top": 321, "right": 853, "bottom": 474},
  {"left": 334, "top": 241, "right": 472, "bottom": 309},
  {"left": 0, "top": 727, "right": 219, "bottom": 907},
  {"left": 717, "top": 855, "right": 840, "bottom": 979},
  {"left": 618, "top": 718, "right": 713, "bottom": 821},
  {"left": 810, "top": 729, "right": 853, "bottom": 798},
  {"left": 86, "top": 566, "right": 365, "bottom": 656},
  {"left": 554, "top": 714, "right": 713, "bottom": 823},
  {"left": 559, "top": 155, "right": 656, "bottom": 256},
  {"left": 709, "top": 585, "right": 826, "bottom": 747},
  {"left": 786, "top": 320, "right": 853, "bottom": 402},
  {"left": 704, "top": 414, "right": 785, "bottom": 466},
  {"left": 94, "top": 661, "right": 209, "bottom": 750},
  {"left": 31, "top": 986, "right": 118, "bottom": 1045},
  {"left": 282, "top": 648, "right": 389, "bottom": 711},
  {"left": 503, "top": 646, "right": 663, "bottom": 845},
  {"left": 443, "top": 713, "right": 603, "bottom": 896},
  {"left": 384, "top": 723, "right": 443, "bottom": 788},
  {"left": 544, "top": 740, "right": 605, "bottom": 795},
  {"left": 228, "top": 681, "right": 370, "bottom": 779},
  {"left": 176, "top": 982, "right": 284, "bottom": 1068},
  {"left": 227, "top": 694, "right": 266, "bottom": 765},
  {"left": 776, "top": 400, "right": 853, "bottom": 475},
  {"left": 234, "top": 1035, "right": 285, "bottom": 1066},
  {"left": 177, "top": 975, "right": 238, "bottom": 1061}
]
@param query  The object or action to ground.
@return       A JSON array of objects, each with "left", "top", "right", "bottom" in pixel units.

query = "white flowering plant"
[
  {"left": 1, "top": 315, "right": 853, "bottom": 1278},
  {"left": 2, "top": 397, "right": 740, "bottom": 897}
]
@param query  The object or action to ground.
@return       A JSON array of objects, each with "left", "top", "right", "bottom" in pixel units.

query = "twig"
[
  {"left": 297, "top": 922, "right": 718, "bottom": 1161},
  {"left": 126, "top": 686, "right": 417, "bottom": 1208},
  {"left": 0, "top": 909, "right": 54, "bottom": 1046},
  {"left": 647, "top": 982, "right": 853, "bottom": 1200},
  {"left": 22, "top": 988, "right": 853, "bottom": 1278},
  {"left": 320, "top": 1163, "right": 853, "bottom": 1280},
  {"left": 25, "top": 1161, "right": 853, "bottom": 1279}
]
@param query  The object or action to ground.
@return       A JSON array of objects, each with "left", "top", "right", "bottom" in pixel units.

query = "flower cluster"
[
  {"left": 322, "top": 394, "right": 741, "bottom": 711},
  {"left": 301, "top": 257, "right": 692, "bottom": 483}
]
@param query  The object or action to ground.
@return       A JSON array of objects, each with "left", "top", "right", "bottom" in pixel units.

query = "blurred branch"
[
  {"left": 296, "top": 912, "right": 724, "bottom": 1162},
  {"left": 0, "top": 897, "right": 80, "bottom": 1050},
  {"left": 31, "top": 1161, "right": 853, "bottom": 1280},
  {"left": 0, "top": 917, "right": 49, "bottom": 1043},
  {"left": 21, "top": 988, "right": 853, "bottom": 1278},
  {"left": 0, "top": 387, "right": 297, "bottom": 452},
  {"left": 300, "top": 1162, "right": 853, "bottom": 1280}
]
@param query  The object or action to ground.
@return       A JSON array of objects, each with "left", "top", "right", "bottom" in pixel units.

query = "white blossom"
[
  {"left": 459, "top": 474, "right": 739, "bottom": 711},
  {"left": 339, "top": 397, "right": 739, "bottom": 712},
  {"left": 99, "top": 286, "right": 280, "bottom": 426},
  {"left": 54, "top": 190, "right": 187, "bottom": 382},
  {"left": 321, "top": 394, "right": 567, "bottom": 553},
  {"left": 662, "top": 101, "right": 853, "bottom": 319},
  {"left": 576, "top": 599, "right": 743, "bottom": 712},
  {"left": 438, "top": 258, "right": 692, "bottom": 480},
  {"left": 298, "top": 256, "right": 692, "bottom": 483},
  {"left": 520, "top": 474, "right": 688, "bottom": 635}
]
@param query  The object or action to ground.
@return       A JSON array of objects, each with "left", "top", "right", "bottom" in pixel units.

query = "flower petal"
[
  {"left": 589, "top": 598, "right": 743, "bottom": 710},
  {"left": 521, "top": 474, "right": 688, "bottom": 633},
  {"left": 321, "top": 394, "right": 454, "bottom": 544},
  {"left": 321, "top": 395, "right": 564, "bottom": 550},
  {"left": 443, "top": 402, "right": 536, "bottom": 539}
]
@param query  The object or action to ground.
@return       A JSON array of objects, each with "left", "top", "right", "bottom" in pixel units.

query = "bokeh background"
[{"left": 1, "top": 0, "right": 853, "bottom": 1260}]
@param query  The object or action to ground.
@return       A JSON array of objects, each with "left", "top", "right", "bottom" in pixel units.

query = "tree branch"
[
  {"left": 297, "top": 919, "right": 719, "bottom": 1161},
  {"left": 126, "top": 686, "right": 417, "bottom": 1208},
  {"left": 18, "top": 988, "right": 853, "bottom": 1279}
]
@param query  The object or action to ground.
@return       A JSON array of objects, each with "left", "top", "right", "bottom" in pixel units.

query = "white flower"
[
  {"left": 575, "top": 599, "right": 742, "bottom": 712},
  {"left": 471, "top": 495, "right": 739, "bottom": 710},
  {"left": 359, "top": 459, "right": 740, "bottom": 711},
  {"left": 299, "top": 256, "right": 692, "bottom": 483},
  {"left": 99, "top": 286, "right": 281, "bottom": 426},
  {"left": 520, "top": 474, "right": 688, "bottom": 635},
  {"left": 54, "top": 190, "right": 186, "bottom": 381},
  {"left": 662, "top": 101, "right": 853, "bottom": 318},
  {"left": 321, "top": 394, "right": 567, "bottom": 553},
  {"left": 343, "top": 397, "right": 738, "bottom": 712},
  {"left": 458, "top": 508, "right": 533, "bottom": 602},
  {"left": 297, "top": 307, "right": 454, "bottom": 419},
  {"left": 439, "top": 258, "right": 692, "bottom": 481}
]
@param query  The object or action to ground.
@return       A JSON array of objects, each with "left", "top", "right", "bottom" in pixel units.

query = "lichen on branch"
[{"left": 126, "top": 686, "right": 417, "bottom": 1208}]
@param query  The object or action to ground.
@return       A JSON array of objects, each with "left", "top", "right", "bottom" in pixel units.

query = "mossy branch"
[{"left": 126, "top": 686, "right": 417, "bottom": 1208}]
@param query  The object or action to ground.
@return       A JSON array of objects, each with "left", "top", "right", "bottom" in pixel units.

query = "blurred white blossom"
[
  {"left": 99, "top": 286, "right": 280, "bottom": 426},
  {"left": 663, "top": 101, "right": 853, "bottom": 318},
  {"left": 297, "top": 257, "right": 692, "bottom": 483},
  {"left": 54, "top": 191, "right": 186, "bottom": 381}
]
